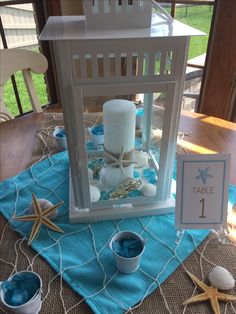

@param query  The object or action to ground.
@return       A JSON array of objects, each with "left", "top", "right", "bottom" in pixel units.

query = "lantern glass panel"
[
  {"left": 80, "top": 90, "right": 169, "bottom": 209},
  {"left": 150, "top": 92, "right": 166, "bottom": 151}
]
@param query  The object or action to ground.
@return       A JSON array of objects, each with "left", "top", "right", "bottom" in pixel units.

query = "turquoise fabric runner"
[{"left": 0, "top": 151, "right": 235, "bottom": 313}]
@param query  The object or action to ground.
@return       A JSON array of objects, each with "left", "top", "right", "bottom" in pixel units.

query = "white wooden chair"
[{"left": 0, "top": 48, "right": 48, "bottom": 122}]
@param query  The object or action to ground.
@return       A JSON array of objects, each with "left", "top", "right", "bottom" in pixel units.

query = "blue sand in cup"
[
  {"left": 112, "top": 238, "right": 143, "bottom": 258},
  {"left": 91, "top": 124, "right": 104, "bottom": 135},
  {"left": 1, "top": 272, "right": 40, "bottom": 306},
  {"left": 55, "top": 129, "right": 66, "bottom": 138}
]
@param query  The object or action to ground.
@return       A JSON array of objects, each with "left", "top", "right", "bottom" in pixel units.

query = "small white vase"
[
  {"left": 53, "top": 126, "right": 67, "bottom": 151},
  {"left": 88, "top": 125, "right": 104, "bottom": 149},
  {"left": 0, "top": 271, "right": 42, "bottom": 314},
  {"left": 109, "top": 231, "right": 146, "bottom": 273}
]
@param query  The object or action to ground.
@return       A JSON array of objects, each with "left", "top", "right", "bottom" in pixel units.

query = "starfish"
[
  {"left": 104, "top": 145, "right": 136, "bottom": 176},
  {"left": 195, "top": 167, "right": 213, "bottom": 184},
  {"left": 183, "top": 271, "right": 236, "bottom": 314},
  {"left": 14, "top": 193, "right": 64, "bottom": 245}
]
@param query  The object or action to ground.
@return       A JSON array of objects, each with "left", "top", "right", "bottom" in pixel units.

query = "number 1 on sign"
[{"left": 199, "top": 198, "right": 206, "bottom": 218}]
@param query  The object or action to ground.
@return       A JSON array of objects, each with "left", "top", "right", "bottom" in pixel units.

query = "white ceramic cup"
[
  {"left": 109, "top": 231, "right": 146, "bottom": 274},
  {"left": 53, "top": 126, "right": 67, "bottom": 151},
  {"left": 0, "top": 271, "right": 42, "bottom": 314},
  {"left": 88, "top": 126, "right": 104, "bottom": 148}
]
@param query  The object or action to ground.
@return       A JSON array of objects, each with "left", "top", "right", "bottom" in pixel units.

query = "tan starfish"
[
  {"left": 14, "top": 193, "right": 64, "bottom": 245},
  {"left": 183, "top": 271, "right": 236, "bottom": 314},
  {"left": 104, "top": 145, "right": 136, "bottom": 176}
]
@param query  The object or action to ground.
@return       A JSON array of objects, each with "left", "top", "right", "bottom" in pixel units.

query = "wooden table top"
[
  {"left": 1, "top": 110, "right": 236, "bottom": 313},
  {"left": 1, "top": 110, "right": 236, "bottom": 185}
]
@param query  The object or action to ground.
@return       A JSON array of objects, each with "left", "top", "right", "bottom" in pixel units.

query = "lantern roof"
[{"left": 39, "top": 15, "right": 204, "bottom": 42}]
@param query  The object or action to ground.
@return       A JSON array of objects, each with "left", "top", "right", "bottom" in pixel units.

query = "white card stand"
[
  {"left": 175, "top": 154, "right": 231, "bottom": 243},
  {"left": 175, "top": 227, "right": 185, "bottom": 245},
  {"left": 213, "top": 225, "right": 231, "bottom": 244}
]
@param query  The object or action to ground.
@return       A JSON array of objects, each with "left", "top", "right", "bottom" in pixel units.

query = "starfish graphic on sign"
[{"left": 195, "top": 167, "right": 213, "bottom": 184}]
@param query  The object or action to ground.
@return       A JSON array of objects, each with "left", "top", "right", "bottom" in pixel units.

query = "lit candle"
[{"left": 103, "top": 99, "right": 136, "bottom": 187}]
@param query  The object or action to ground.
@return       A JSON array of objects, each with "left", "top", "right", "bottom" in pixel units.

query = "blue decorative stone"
[
  {"left": 100, "top": 191, "right": 109, "bottom": 200},
  {"left": 142, "top": 168, "right": 158, "bottom": 184},
  {"left": 135, "top": 138, "right": 142, "bottom": 149},
  {"left": 143, "top": 168, "right": 155, "bottom": 178},
  {"left": 148, "top": 178, "right": 157, "bottom": 184},
  {"left": 136, "top": 108, "right": 144, "bottom": 117},
  {"left": 2, "top": 272, "right": 40, "bottom": 306},
  {"left": 11, "top": 289, "right": 29, "bottom": 306},
  {"left": 128, "top": 189, "right": 142, "bottom": 197},
  {"left": 133, "top": 170, "right": 140, "bottom": 179}
]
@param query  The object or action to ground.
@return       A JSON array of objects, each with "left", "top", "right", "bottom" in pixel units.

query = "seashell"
[
  {"left": 209, "top": 266, "right": 235, "bottom": 290},
  {"left": 134, "top": 151, "right": 149, "bottom": 168},
  {"left": 141, "top": 183, "right": 157, "bottom": 197},
  {"left": 29, "top": 199, "right": 58, "bottom": 219},
  {"left": 90, "top": 185, "right": 101, "bottom": 202}
]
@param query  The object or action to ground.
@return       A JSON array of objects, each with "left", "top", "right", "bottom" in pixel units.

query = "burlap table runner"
[
  {"left": 2, "top": 223, "right": 236, "bottom": 313},
  {"left": 1, "top": 113, "right": 236, "bottom": 313}
]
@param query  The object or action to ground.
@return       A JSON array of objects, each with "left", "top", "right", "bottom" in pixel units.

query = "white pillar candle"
[{"left": 103, "top": 99, "right": 136, "bottom": 187}]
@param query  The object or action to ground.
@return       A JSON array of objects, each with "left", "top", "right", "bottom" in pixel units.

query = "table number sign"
[{"left": 176, "top": 154, "right": 231, "bottom": 230}]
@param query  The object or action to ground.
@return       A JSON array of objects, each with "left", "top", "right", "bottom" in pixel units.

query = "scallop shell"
[
  {"left": 29, "top": 199, "right": 58, "bottom": 219},
  {"left": 134, "top": 151, "right": 149, "bottom": 168},
  {"left": 209, "top": 266, "right": 235, "bottom": 290},
  {"left": 90, "top": 185, "right": 101, "bottom": 202},
  {"left": 141, "top": 183, "right": 156, "bottom": 197}
]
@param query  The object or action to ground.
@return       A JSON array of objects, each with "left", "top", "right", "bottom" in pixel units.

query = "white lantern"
[{"left": 39, "top": 0, "right": 204, "bottom": 223}]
